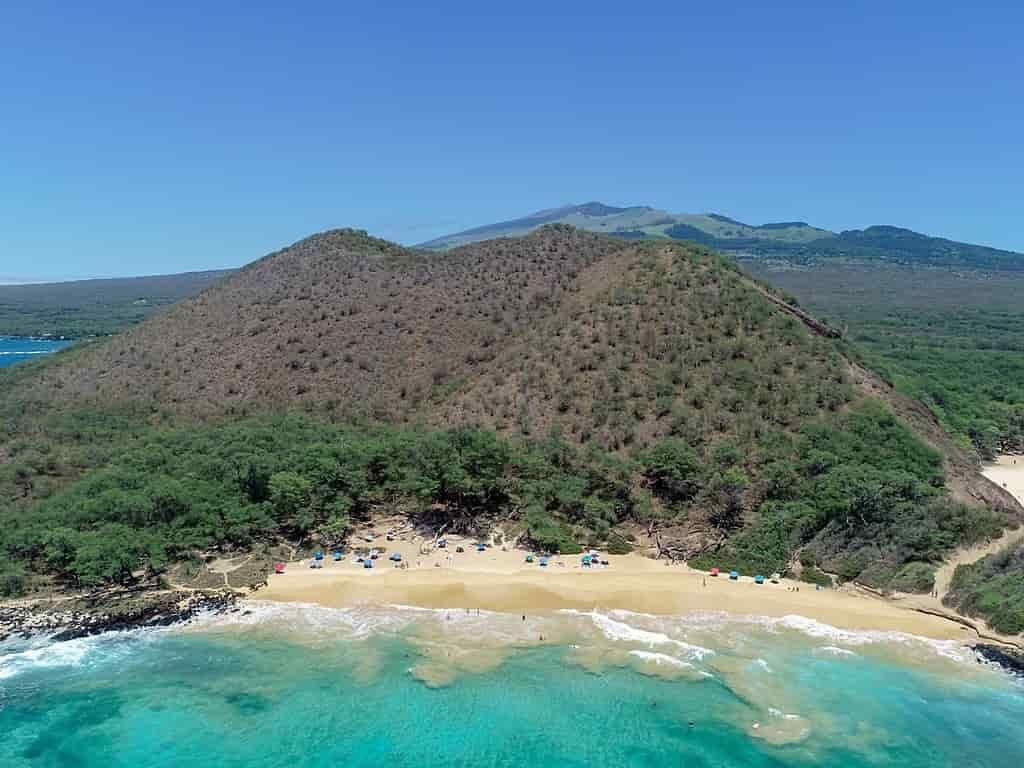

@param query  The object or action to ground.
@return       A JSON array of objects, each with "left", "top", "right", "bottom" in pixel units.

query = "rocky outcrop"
[
  {"left": 0, "top": 588, "right": 238, "bottom": 642},
  {"left": 653, "top": 523, "right": 725, "bottom": 562},
  {"left": 975, "top": 644, "right": 1024, "bottom": 676}
]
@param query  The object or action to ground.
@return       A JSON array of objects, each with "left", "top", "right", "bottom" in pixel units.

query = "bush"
[
  {"left": 637, "top": 439, "right": 701, "bottom": 503},
  {"left": 888, "top": 561, "right": 936, "bottom": 593},
  {"left": 606, "top": 532, "right": 633, "bottom": 555},
  {"left": 799, "top": 566, "right": 832, "bottom": 587},
  {"left": 0, "top": 564, "right": 26, "bottom": 597}
]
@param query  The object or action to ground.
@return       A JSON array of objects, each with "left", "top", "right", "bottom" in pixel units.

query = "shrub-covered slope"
[{"left": 1, "top": 226, "right": 1019, "bottom": 600}]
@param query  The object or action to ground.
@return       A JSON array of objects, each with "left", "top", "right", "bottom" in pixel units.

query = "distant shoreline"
[{"left": 0, "top": 334, "right": 74, "bottom": 342}]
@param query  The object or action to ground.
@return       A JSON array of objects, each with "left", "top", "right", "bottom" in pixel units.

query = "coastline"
[
  {"left": 7, "top": 456, "right": 1023, "bottom": 650},
  {"left": 257, "top": 457, "right": 1024, "bottom": 649},
  {"left": 257, "top": 541, "right": 968, "bottom": 642}
]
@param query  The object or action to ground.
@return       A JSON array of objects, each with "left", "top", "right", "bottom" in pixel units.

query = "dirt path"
[
  {"left": 884, "top": 460, "right": 1024, "bottom": 649},
  {"left": 925, "top": 519, "right": 1021, "bottom": 606},
  {"left": 933, "top": 525, "right": 1024, "bottom": 599}
]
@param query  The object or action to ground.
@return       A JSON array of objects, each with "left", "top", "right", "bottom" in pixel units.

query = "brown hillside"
[
  {"left": 18, "top": 226, "right": 625, "bottom": 421},
  {"left": 8, "top": 224, "right": 1018, "bottom": 526},
  {"left": 14, "top": 228, "right": 853, "bottom": 454}
]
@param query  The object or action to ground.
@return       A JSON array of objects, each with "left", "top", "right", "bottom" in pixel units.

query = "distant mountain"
[{"left": 421, "top": 204, "right": 1024, "bottom": 271}]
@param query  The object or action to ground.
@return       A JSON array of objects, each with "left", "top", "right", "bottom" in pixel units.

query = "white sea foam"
[
  {"left": 819, "top": 645, "right": 858, "bottom": 657},
  {"left": 192, "top": 602, "right": 975, "bottom": 666},
  {"left": 189, "top": 601, "right": 423, "bottom": 638},
  {"left": 768, "top": 707, "right": 803, "bottom": 721},
  {"left": 563, "top": 610, "right": 716, "bottom": 660},
  {"left": 628, "top": 650, "right": 693, "bottom": 668},
  {"left": 618, "top": 610, "right": 975, "bottom": 665},
  {"left": 0, "top": 627, "right": 163, "bottom": 681}
]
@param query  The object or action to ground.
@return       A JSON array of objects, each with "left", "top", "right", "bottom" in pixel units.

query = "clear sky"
[{"left": 2, "top": 1, "right": 1022, "bottom": 280}]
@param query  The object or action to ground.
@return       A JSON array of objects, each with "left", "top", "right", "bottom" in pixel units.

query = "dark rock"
[
  {"left": 1, "top": 589, "right": 238, "bottom": 642},
  {"left": 975, "top": 644, "right": 1024, "bottom": 676}
]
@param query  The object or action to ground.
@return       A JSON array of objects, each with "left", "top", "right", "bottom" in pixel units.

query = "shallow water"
[
  {"left": 0, "top": 336, "right": 72, "bottom": 368},
  {"left": 2, "top": 605, "right": 1022, "bottom": 767}
]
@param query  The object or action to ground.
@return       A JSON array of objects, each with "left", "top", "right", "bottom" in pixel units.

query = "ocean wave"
[
  {"left": 818, "top": 645, "right": 858, "bottom": 657},
  {"left": 594, "top": 610, "right": 975, "bottom": 665},
  {"left": 186, "top": 602, "right": 975, "bottom": 667},
  {"left": 628, "top": 650, "right": 693, "bottom": 668},
  {"left": 0, "top": 627, "right": 164, "bottom": 681},
  {"left": 187, "top": 600, "right": 425, "bottom": 638},
  {"left": 563, "top": 610, "right": 716, "bottom": 660}
]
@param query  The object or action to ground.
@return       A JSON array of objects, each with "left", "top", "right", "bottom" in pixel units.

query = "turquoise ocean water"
[
  {"left": 0, "top": 336, "right": 72, "bottom": 369},
  {"left": 2, "top": 604, "right": 1022, "bottom": 767}
]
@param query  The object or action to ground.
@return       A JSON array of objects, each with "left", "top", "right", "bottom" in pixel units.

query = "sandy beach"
[
  {"left": 258, "top": 533, "right": 970, "bottom": 641},
  {"left": 983, "top": 454, "right": 1024, "bottom": 506},
  {"left": 255, "top": 458, "right": 1024, "bottom": 645}
]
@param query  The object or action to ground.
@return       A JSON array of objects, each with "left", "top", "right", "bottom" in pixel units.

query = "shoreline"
[
  {"left": 6, "top": 454, "right": 1023, "bottom": 652},
  {"left": 256, "top": 541, "right": 971, "bottom": 642}
]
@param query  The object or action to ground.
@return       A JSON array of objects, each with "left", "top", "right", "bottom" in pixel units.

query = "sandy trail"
[{"left": 933, "top": 525, "right": 1024, "bottom": 598}]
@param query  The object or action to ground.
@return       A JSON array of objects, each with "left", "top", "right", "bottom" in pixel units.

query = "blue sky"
[{"left": 2, "top": 1, "right": 1022, "bottom": 280}]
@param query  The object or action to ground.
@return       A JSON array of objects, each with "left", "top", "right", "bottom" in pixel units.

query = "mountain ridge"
[{"left": 419, "top": 203, "right": 1024, "bottom": 272}]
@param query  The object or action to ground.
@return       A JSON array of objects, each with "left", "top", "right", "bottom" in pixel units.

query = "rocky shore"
[
  {"left": 975, "top": 643, "right": 1024, "bottom": 677},
  {"left": 0, "top": 588, "right": 239, "bottom": 643}
]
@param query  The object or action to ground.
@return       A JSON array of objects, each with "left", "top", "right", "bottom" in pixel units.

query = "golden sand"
[
  {"left": 984, "top": 454, "right": 1024, "bottom": 507},
  {"left": 258, "top": 534, "right": 969, "bottom": 641}
]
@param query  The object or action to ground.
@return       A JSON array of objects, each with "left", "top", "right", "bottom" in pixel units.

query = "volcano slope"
[{"left": 0, "top": 226, "right": 1019, "bottom": 598}]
